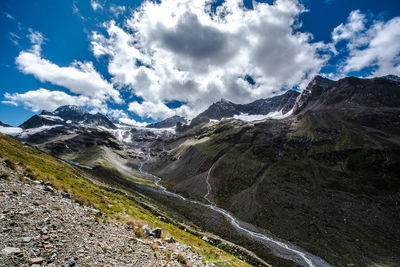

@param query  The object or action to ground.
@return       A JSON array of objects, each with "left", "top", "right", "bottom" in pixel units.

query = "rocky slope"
[
  {"left": 0, "top": 133, "right": 253, "bottom": 267},
  {"left": 20, "top": 105, "right": 116, "bottom": 130},
  {"left": 187, "top": 90, "right": 300, "bottom": 128},
  {"left": 0, "top": 170, "right": 205, "bottom": 266},
  {"left": 148, "top": 116, "right": 187, "bottom": 129},
  {"left": 149, "top": 76, "right": 400, "bottom": 266},
  {"left": 0, "top": 122, "right": 11, "bottom": 127}
]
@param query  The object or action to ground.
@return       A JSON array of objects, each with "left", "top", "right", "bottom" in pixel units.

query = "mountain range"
[{"left": 1, "top": 74, "right": 400, "bottom": 266}]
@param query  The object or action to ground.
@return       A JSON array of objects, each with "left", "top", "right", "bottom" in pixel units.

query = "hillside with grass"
[{"left": 0, "top": 133, "right": 255, "bottom": 267}]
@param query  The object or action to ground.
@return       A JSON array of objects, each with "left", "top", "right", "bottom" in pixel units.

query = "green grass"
[
  {"left": 0, "top": 173, "right": 10, "bottom": 180},
  {"left": 0, "top": 134, "right": 252, "bottom": 267}
]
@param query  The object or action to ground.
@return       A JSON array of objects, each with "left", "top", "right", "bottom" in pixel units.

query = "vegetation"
[{"left": 0, "top": 133, "right": 252, "bottom": 267}]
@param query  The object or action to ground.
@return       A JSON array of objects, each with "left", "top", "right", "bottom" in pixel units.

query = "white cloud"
[
  {"left": 91, "top": 0, "right": 331, "bottom": 119},
  {"left": 15, "top": 40, "right": 122, "bottom": 103},
  {"left": 109, "top": 5, "right": 126, "bottom": 18},
  {"left": 119, "top": 117, "right": 148, "bottom": 127},
  {"left": 90, "top": 0, "right": 103, "bottom": 11},
  {"left": 333, "top": 10, "right": 400, "bottom": 76},
  {"left": 2, "top": 88, "right": 128, "bottom": 120},
  {"left": 4, "top": 12, "right": 15, "bottom": 20},
  {"left": 3, "top": 88, "right": 94, "bottom": 112},
  {"left": 27, "top": 29, "right": 45, "bottom": 53},
  {"left": 128, "top": 101, "right": 175, "bottom": 120},
  {"left": 9, "top": 32, "right": 20, "bottom": 46},
  {"left": 332, "top": 10, "right": 366, "bottom": 44}
]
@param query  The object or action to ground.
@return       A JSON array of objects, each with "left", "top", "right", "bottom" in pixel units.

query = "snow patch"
[
  {"left": 39, "top": 115, "right": 64, "bottom": 121},
  {"left": 19, "top": 125, "right": 64, "bottom": 139},
  {"left": 0, "top": 126, "right": 23, "bottom": 136},
  {"left": 233, "top": 109, "right": 293, "bottom": 121}
]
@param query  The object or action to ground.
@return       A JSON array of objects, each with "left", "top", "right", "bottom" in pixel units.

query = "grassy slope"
[{"left": 0, "top": 133, "right": 252, "bottom": 267}]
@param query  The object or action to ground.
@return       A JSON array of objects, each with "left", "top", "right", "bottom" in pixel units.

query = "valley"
[{"left": 1, "top": 75, "right": 400, "bottom": 266}]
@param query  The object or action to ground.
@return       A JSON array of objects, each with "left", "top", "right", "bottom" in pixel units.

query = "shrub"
[
  {"left": 176, "top": 254, "right": 187, "bottom": 265},
  {"left": 4, "top": 159, "right": 17, "bottom": 170},
  {"left": 0, "top": 173, "right": 10, "bottom": 180},
  {"left": 133, "top": 227, "right": 145, "bottom": 238}
]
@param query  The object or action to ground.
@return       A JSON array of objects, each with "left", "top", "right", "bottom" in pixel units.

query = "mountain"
[
  {"left": 381, "top": 74, "right": 400, "bottom": 82},
  {"left": 148, "top": 115, "right": 187, "bottom": 128},
  {"left": 148, "top": 75, "right": 400, "bottom": 266},
  {"left": 2, "top": 75, "right": 400, "bottom": 266},
  {"left": 293, "top": 75, "right": 400, "bottom": 114},
  {"left": 0, "top": 121, "right": 11, "bottom": 127},
  {"left": 188, "top": 89, "right": 300, "bottom": 128},
  {"left": 20, "top": 105, "right": 116, "bottom": 129}
]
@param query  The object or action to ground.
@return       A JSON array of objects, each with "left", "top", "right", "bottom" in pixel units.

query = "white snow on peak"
[
  {"left": 0, "top": 126, "right": 23, "bottom": 136},
  {"left": 39, "top": 115, "right": 64, "bottom": 121},
  {"left": 233, "top": 109, "right": 293, "bottom": 122},
  {"left": 0, "top": 124, "right": 63, "bottom": 139},
  {"left": 18, "top": 125, "right": 64, "bottom": 139},
  {"left": 66, "top": 120, "right": 72, "bottom": 124}
]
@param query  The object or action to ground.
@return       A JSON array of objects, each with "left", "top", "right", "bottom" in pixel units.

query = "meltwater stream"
[{"left": 139, "top": 160, "right": 331, "bottom": 267}]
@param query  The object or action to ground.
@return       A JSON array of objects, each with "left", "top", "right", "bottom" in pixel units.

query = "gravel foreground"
[{"left": 0, "top": 163, "right": 209, "bottom": 267}]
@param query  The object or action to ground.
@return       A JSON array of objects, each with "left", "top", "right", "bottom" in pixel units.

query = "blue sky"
[{"left": 1, "top": 0, "right": 399, "bottom": 126}]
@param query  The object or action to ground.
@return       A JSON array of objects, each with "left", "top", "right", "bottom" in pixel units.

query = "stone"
[
  {"left": 86, "top": 207, "right": 102, "bottom": 217},
  {"left": 64, "top": 258, "right": 76, "bottom": 266},
  {"left": 22, "top": 236, "right": 32, "bottom": 243},
  {"left": 151, "top": 228, "right": 162, "bottom": 238},
  {"left": 142, "top": 225, "right": 151, "bottom": 237},
  {"left": 29, "top": 257, "right": 45, "bottom": 264},
  {"left": 164, "top": 237, "right": 176, "bottom": 243},
  {"left": 1, "top": 246, "right": 23, "bottom": 255}
]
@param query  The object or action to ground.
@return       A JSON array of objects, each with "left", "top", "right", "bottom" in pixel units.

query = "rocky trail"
[{"left": 0, "top": 161, "right": 209, "bottom": 267}]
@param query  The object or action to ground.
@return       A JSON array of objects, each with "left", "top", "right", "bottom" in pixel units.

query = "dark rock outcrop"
[
  {"left": 188, "top": 90, "right": 300, "bottom": 128},
  {"left": 19, "top": 105, "right": 116, "bottom": 129},
  {"left": 148, "top": 116, "right": 187, "bottom": 128}
]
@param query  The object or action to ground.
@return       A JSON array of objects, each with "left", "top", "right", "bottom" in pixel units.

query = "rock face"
[
  {"left": 20, "top": 105, "right": 116, "bottom": 129},
  {"left": 188, "top": 90, "right": 300, "bottom": 128},
  {"left": 381, "top": 74, "right": 400, "bottom": 82},
  {"left": 148, "top": 115, "right": 187, "bottom": 128},
  {"left": 292, "top": 75, "right": 335, "bottom": 114},
  {"left": 293, "top": 75, "right": 400, "bottom": 114},
  {"left": 150, "top": 75, "right": 400, "bottom": 266},
  {"left": 0, "top": 121, "right": 11, "bottom": 127}
]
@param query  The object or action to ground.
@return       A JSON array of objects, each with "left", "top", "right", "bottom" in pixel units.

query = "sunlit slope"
[{"left": 0, "top": 133, "right": 253, "bottom": 267}]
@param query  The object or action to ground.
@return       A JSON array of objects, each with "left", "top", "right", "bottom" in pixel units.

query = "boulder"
[
  {"left": 151, "top": 228, "right": 162, "bottom": 238},
  {"left": 142, "top": 225, "right": 151, "bottom": 237},
  {"left": 164, "top": 237, "right": 176, "bottom": 243}
]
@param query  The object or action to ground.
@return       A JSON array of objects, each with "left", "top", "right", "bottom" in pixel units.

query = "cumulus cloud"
[
  {"left": 128, "top": 101, "right": 175, "bottom": 120},
  {"left": 2, "top": 88, "right": 128, "bottom": 119},
  {"left": 119, "top": 117, "right": 148, "bottom": 127},
  {"left": 15, "top": 34, "right": 121, "bottom": 103},
  {"left": 333, "top": 10, "right": 400, "bottom": 76},
  {"left": 91, "top": 0, "right": 331, "bottom": 119},
  {"left": 3, "top": 88, "right": 94, "bottom": 112},
  {"left": 332, "top": 10, "right": 366, "bottom": 45}
]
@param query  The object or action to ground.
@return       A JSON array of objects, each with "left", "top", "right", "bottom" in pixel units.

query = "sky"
[{"left": 0, "top": 0, "right": 399, "bottom": 126}]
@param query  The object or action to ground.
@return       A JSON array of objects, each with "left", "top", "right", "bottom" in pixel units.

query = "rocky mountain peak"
[
  {"left": 54, "top": 105, "right": 86, "bottom": 116},
  {"left": 293, "top": 76, "right": 335, "bottom": 114},
  {"left": 148, "top": 115, "right": 187, "bottom": 129},
  {"left": 380, "top": 74, "right": 400, "bottom": 82}
]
